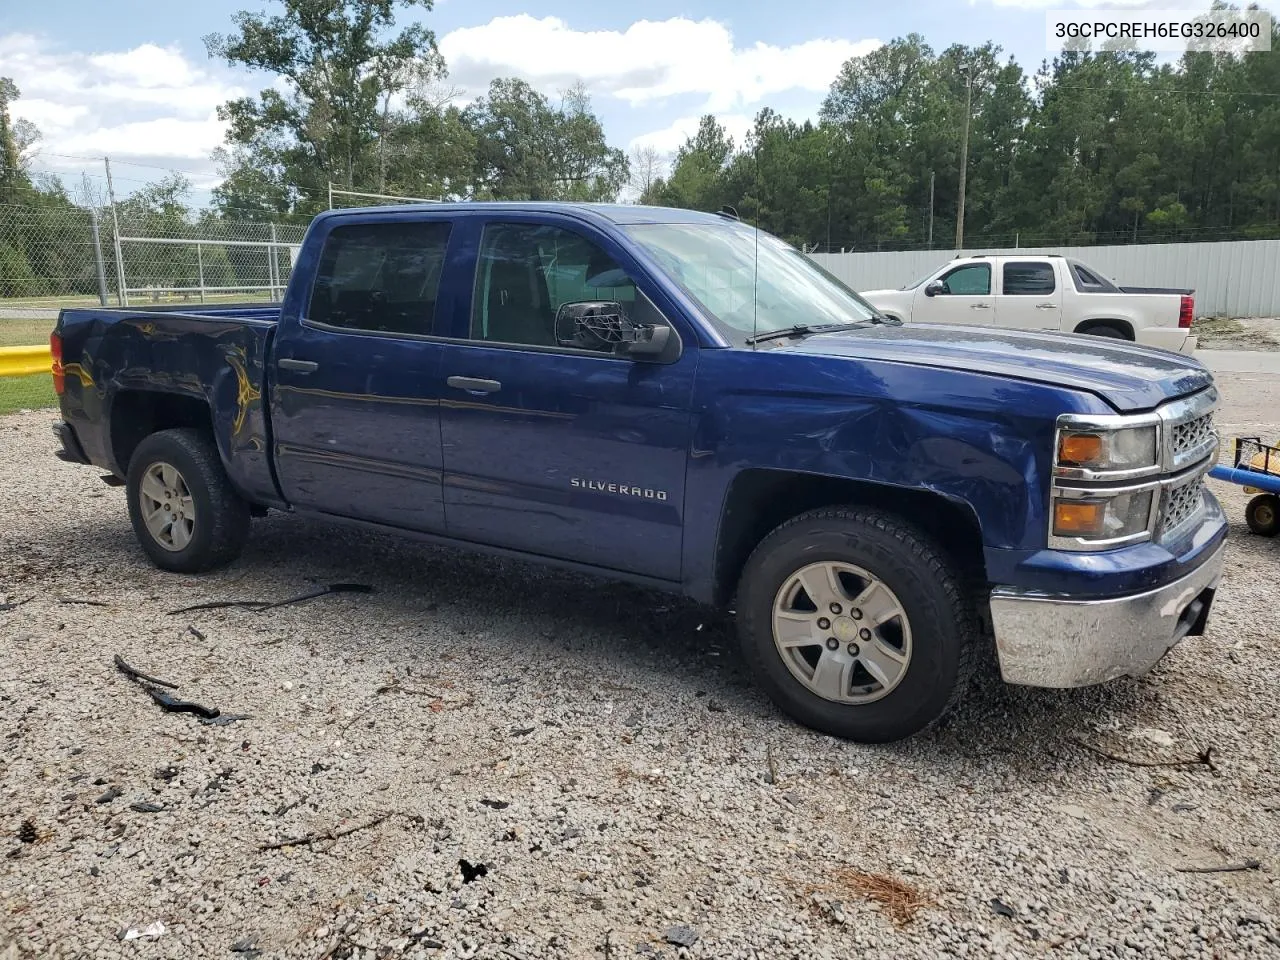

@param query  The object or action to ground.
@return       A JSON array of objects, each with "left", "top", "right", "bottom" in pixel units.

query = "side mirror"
[
  {"left": 555, "top": 301, "right": 671, "bottom": 358},
  {"left": 924, "top": 280, "right": 946, "bottom": 298}
]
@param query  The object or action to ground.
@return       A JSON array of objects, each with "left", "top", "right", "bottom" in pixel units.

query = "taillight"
[
  {"left": 1179, "top": 295, "right": 1194, "bottom": 329},
  {"left": 50, "top": 332, "right": 65, "bottom": 395}
]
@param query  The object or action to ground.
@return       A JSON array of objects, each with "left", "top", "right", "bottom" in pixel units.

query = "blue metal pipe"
[{"left": 1209, "top": 464, "right": 1280, "bottom": 495}]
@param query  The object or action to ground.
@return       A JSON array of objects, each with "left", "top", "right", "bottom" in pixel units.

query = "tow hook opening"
[{"left": 1181, "top": 586, "right": 1215, "bottom": 639}]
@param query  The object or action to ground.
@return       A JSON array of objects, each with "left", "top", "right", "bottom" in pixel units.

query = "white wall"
[{"left": 810, "top": 239, "right": 1280, "bottom": 318}]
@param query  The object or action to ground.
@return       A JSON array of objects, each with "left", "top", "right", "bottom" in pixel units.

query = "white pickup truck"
[{"left": 860, "top": 255, "right": 1197, "bottom": 354}]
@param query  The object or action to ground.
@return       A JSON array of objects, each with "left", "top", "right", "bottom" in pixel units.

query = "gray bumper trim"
[{"left": 990, "top": 542, "right": 1226, "bottom": 688}]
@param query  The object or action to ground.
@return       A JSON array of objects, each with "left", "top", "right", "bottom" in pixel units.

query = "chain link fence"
[
  {"left": 0, "top": 202, "right": 309, "bottom": 313},
  {"left": 0, "top": 201, "right": 310, "bottom": 411}
]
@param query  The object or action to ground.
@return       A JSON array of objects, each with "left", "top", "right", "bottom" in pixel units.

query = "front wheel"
[
  {"left": 1246, "top": 494, "right": 1280, "bottom": 537},
  {"left": 736, "top": 507, "right": 978, "bottom": 743},
  {"left": 126, "top": 428, "right": 250, "bottom": 573}
]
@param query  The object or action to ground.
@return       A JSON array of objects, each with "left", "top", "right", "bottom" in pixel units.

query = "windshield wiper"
[{"left": 745, "top": 321, "right": 877, "bottom": 346}]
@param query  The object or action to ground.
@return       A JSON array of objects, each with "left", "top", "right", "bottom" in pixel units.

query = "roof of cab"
[{"left": 314, "top": 201, "right": 731, "bottom": 227}]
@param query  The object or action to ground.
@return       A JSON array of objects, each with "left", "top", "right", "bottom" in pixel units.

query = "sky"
[{"left": 2, "top": 0, "right": 1158, "bottom": 207}]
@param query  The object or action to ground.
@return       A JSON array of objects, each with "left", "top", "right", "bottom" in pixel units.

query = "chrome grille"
[
  {"left": 1160, "top": 473, "right": 1205, "bottom": 537},
  {"left": 1169, "top": 411, "right": 1215, "bottom": 466}
]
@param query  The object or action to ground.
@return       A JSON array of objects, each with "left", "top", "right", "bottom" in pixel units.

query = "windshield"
[{"left": 623, "top": 222, "right": 881, "bottom": 340}]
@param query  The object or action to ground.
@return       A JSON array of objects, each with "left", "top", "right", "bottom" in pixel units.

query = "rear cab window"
[
  {"left": 307, "top": 220, "right": 452, "bottom": 336},
  {"left": 1070, "top": 261, "right": 1116, "bottom": 293},
  {"left": 1001, "top": 261, "right": 1056, "bottom": 295}
]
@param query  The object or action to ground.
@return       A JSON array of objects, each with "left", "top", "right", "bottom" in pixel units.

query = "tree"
[
  {"left": 645, "top": 23, "right": 1280, "bottom": 250},
  {"left": 0, "top": 77, "right": 28, "bottom": 202},
  {"left": 629, "top": 145, "right": 664, "bottom": 201},
  {"left": 115, "top": 175, "right": 201, "bottom": 292},
  {"left": 464, "top": 79, "right": 627, "bottom": 201},
  {"left": 205, "top": 0, "right": 443, "bottom": 216},
  {"left": 651, "top": 115, "right": 735, "bottom": 212}
]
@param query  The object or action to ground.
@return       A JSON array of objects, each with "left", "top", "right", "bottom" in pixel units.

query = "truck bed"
[
  {"left": 54, "top": 302, "right": 281, "bottom": 506},
  {"left": 1117, "top": 286, "right": 1194, "bottom": 296},
  {"left": 69, "top": 301, "right": 283, "bottom": 322}
]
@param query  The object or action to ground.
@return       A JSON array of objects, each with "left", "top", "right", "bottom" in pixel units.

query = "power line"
[{"left": 1043, "top": 83, "right": 1280, "bottom": 100}]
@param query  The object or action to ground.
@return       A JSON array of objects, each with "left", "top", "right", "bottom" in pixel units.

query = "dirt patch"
[{"left": 1194, "top": 316, "right": 1280, "bottom": 351}]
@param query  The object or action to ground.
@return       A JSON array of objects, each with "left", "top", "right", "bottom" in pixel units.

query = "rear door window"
[
  {"left": 1002, "top": 261, "right": 1056, "bottom": 296},
  {"left": 308, "top": 221, "right": 452, "bottom": 335}
]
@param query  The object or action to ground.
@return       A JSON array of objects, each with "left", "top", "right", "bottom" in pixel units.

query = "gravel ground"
[{"left": 2, "top": 374, "right": 1279, "bottom": 960}]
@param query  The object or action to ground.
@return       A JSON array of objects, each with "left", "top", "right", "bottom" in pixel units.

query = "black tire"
[
  {"left": 736, "top": 507, "right": 979, "bottom": 743},
  {"left": 1245, "top": 494, "right": 1280, "bottom": 537},
  {"left": 126, "top": 428, "right": 250, "bottom": 573},
  {"left": 1078, "top": 324, "right": 1129, "bottom": 340}
]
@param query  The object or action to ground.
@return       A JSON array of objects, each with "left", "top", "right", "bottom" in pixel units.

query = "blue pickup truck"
[{"left": 50, "top": 203, "right": 1227, "bottom": 742}]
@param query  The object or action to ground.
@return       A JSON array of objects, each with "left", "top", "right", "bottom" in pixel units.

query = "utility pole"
[
  {"left": 103, "top": 156, "right": 127, "bottom": 306},
  {"left": 88, "top": 208, "right": 109, "bottom": 306},
  {"left": 928, "top": 171, "right": 935, "bottom": 249},
  {"left": 955, "top": 70, "right": 973, "bottom": 251}
]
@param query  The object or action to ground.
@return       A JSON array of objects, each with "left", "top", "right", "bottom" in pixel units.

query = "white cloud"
[
  {"left": 440, "top": 16, "right": 881, "bottom": 113},
  {"left": 977, "top": 0, "right": 1155, "bottom": 6},
  {"left": 1, "top": 32, "right": 242, "bottom": 188},
  {"left": 8, "top": 99, "right": 89, "bottom": 134},
  {"left": 57, "top": 114, "right": 229, "bottom": 162},
  {"left": 628, "top": 113, "right": 755, "bottom": 156},
  {"left": 89, "top": 44, "right": 201, "bottom": 88}
]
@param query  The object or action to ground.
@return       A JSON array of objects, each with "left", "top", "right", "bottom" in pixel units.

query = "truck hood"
[{"left": 783, "top": 324, "right": 1212, "bottom": 412}]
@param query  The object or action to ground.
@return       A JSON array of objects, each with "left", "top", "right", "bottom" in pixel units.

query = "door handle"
[
  {"left": 447, "top": 376, "right": 501, "bottom": 394},
  {"left": 1036, "top": 303, "right": 1059, "bottom": 310},
  {"left": 970, "top": 303, "right": 991, "bottom": 309},
  {"left": 278, "top": 358, "right": 319, "bottom": 373}
]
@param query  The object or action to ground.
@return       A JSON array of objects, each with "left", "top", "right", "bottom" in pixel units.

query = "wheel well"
[
  {"left": 1074, "top": 318, "right": 1134, "bottom": 340},
  {"left": 110, "top": 391, "right": 213, "bottom": 475},
  {"left": 712, "top": 469, "right": 986, "bottom": 607}
]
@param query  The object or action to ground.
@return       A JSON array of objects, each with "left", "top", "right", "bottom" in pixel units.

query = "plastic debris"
[
  {"left": 119, "top": 920, "right": 166, "bottom": 941},
  {"left": 114, "top": 654, "right": 244, "bottom": 723},
  {"left": 167, "top": 583, "right": 373, "bottom": 616}
]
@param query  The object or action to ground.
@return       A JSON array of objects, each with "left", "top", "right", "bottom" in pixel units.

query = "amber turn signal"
[
  {"left": 1053, "top": 500, "right": 1106, "bottom": 537},
  {"left": 1058, "top": 432, "right": 1104, "bottom": 465}
]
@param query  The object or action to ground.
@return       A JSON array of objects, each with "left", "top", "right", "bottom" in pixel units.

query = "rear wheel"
[
  {"left": 736, "top": 507, "right": 979, "bottom": 743},
  {"left": 1078, "top": 324, "right": 1129, "bottom": 340},
  {"left": 126, "top": 428, "right": 250, "bottom": 572},
  {"left": 1246, "top": 494, "right": 1280, "bottom": 537}
]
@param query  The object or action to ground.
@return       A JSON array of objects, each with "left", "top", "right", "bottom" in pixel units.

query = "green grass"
[
  {"left": 0, "top": 289, "right": 278, "bottom": 311},
  {"left": 0, "top": 317, "right": 55, "bottom": 347},
  {"left": 0, "top": 373, "right": 57, "bottom": 414}
]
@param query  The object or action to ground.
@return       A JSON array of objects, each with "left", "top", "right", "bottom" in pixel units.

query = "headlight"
[
  {"left": 1052, "top": 489, "right": 1155, "bottom": 543},
  {"left": 1057, "top": 425, "right": 1158, "bottom": 474}
]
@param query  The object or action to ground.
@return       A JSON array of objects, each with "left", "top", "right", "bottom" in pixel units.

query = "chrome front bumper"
[{"left": 990, "top": 542, "right": 1226, "bottom": 688}]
